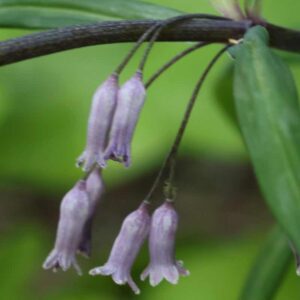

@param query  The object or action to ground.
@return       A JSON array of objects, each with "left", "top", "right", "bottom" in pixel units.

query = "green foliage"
[
  {"left": 240, "top": 226, "right": 292, "bottom": 300},
  {"left": 0, "top": 0, "right": 181, "bottom": 29},
  {"left": 233, "top": 26, "right": 300, "bottom": 252}
]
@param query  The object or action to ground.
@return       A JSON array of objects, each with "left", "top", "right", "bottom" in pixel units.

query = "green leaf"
[
  {"left": 240, "top": 226, "right": 292, "bottom": 300},
  {"left": 0, "top": 0, "right": 181, "bottom": 29},
  {"left": 233, "top": 26, "right": 300, "bottom": 252}
]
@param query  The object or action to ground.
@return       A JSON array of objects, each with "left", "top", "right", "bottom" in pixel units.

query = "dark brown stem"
[
  {"left": 0, "top": 17, "right": 299, "bottom": 67},
  {"left": 145, "top": 42, "right": 209, "bottom": 88},
  {"left": 144, "top": 45, "right": 229, "bottom": 203}
]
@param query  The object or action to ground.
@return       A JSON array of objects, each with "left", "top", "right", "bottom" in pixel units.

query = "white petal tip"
[
  {"left": 133, "top": 289, "right": 141, "bottom": 295},
  {"left": 296, "top": 268, "right": 300, "bottom": 276},
  {"left": 89, "top": 268, "right": 101, "bottom": 276}
]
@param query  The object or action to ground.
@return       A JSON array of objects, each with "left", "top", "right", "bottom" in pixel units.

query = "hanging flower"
[
  {"left": 89, "top": 202, "right": 150, "bottom": 294},
  {"left": 77, "top": 74, "right": 119, "bottom": 171},
  {"left": 43, "top": 180, "right": 90, "bottom": 275},
  {"left": 102, "top": 71, "right": 146, "bottom": 167},
  {"left": 141, "top": 200, "right": 189, "bottom": 286},
  {"left": 78, "top": 169, "right": 104, "bottom": 258}
]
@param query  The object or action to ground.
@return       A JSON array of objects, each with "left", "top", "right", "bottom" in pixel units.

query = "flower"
[
  {"left": 43, "top": 180, "right": 90, "bottom": 275},
  {"left": 210, "top": 0, "right": 245, "bottom": 20},
  {"left": 141, "top": 200, "right": 189, "bottom": 286},
  {"left": 89, "top": 202, "right": 150, "bottom": 294},
  {"left": 102, "top": 71, "right": 146, "bottom": 167},
  {"left": 77, "top": 74, "right": 119, "bottom": 172},
  {"left": 78, "top": 169, "right": 104, "bottom": 258}
]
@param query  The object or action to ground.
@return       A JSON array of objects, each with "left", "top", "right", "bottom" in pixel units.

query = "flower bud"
[
  {"left": 102, "top": 71, "right": 146, "bottom": 167},
  {"left": 141, "top": 201, "right": 189, "bottom": 286},
  {"left": 78, "top": 169, "right": 104, "bottom": 258},
  {"left": 43, "top": 180, "right": 90, "bottom": 275},
  {"left": 89, "top": 202, "right": 150, "bottom": 294},
  {"left": 77, "top": 74, "right": 119, "bottom": 171},
  {"left": 210, "top": 0, "right": 244, "bottom": 20}
]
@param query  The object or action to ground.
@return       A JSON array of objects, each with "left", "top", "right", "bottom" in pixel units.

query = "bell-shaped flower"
[
  {"left": 102, "top": 71, "right": 146, "bottom": 167},
  {"left": 141, "top": 201, "right": 189, "bottom": 286},
  {"left": 78, "top": 169, "right": 104, "bottom": 258},
  {"left": 43, "top": 180, "right": 90, "bottom": 275},
  {"left": 89, "top": 202, "right": 150, "bottom": 294},
  {"left": 77, "top": 74, "right": 119, "bottom": 172}
]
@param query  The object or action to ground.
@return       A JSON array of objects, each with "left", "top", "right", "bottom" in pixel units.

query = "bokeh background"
[{"left": 0, "top": 0, "right": 300, "bottom": 299}]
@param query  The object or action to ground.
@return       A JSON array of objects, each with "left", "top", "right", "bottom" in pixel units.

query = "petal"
[
  {"left": 59, "top": 253, "right": 72, "bottom": 271},
  {"left": 176, "top": 260, "right": 190, "bottom": 276},
  {"left": 162, "top": 265, "right": 179, "bottom": 285},
  {"left": 72, "top": 259, "right": 82, "bottom": 276},
  {"left": 112, "top": 271, "right": 126, "bottom": 285},
  {"left": 140, "top": 266, "right": 150, "bottom": 281},
  {"left": 43, "top": 249, "right": 58, "bottom": 270},
  {"left": 127, "top": 276, "right": 140, "bottom": 295},
  {"left": 149, "top": 267, "right": 164, "bottom": 287},
  {"left": 89, "top": 264, "right": 115, "bottom": 276}
]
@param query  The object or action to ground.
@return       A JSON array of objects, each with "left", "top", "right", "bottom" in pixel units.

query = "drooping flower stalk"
[
  {"left": 144, "top": 46, "right": 229, "bottom": 203},
  {"left": 78, "top": 169, "right": 104, "bottom": 258},
  {"left": 77, "top": 74, "right": 119, "bottom": 171},
  {"left": 43, "top": 180, "right": 90, "bottom": 275},
  {"left": 89, "top": 202, "right": 151, "bottom": 294},
  {"left": 102, "top": 71, "right": 146, "bottom": 167},
  {"left": 141, "top": 200, "right": 189, "bottom": 286},
  {"left": 145, "top": 42, "right": 209, "bottom": 89}
]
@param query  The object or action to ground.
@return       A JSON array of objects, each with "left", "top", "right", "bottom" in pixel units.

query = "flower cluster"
[
  {"left": 43, "top": 63, "right": 188, "bottom": 293},
  {"left": 77, "top": 70, "right": 145, "bottom": 170},
  {"left": 43, "top": 20, "right": 190, "bottom": 295},
  {"left": 90, "top": 201, "right": 189, "bottom": 294},
  {"left": 43, "top": 170, "right": 103, "bottom": 274}
]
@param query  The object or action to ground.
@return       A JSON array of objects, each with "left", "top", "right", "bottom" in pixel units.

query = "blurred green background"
[{"left": 0, "top": 0, "right": 299, "bottom": 299}]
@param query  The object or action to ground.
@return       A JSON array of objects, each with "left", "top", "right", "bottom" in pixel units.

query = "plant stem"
[
  {"left": 145, "top": 42, "right": 210, "bottom": 88},
  {"left": 143, "top": 45, "right": 230, "bottom": 203},
  {"left": 114, "top": 21, "right": 162, "bottom": 74},
  {"left": 138, "top": 14, "right": 229, "bottom": 72}
]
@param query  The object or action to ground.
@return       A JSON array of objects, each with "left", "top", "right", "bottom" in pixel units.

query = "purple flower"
[
  {"left": 78, "top": 169, "right": 104, "bottom": 258},
  {"left": 102, "top": 71, "right": 146, "bottom": 167},
  {"left": 89, "top": 202, "right": 150, "bottom": 294},
  {"left": 141, "top": 201, "right": 189, "bottom": 286},
  {"left": 77, "top": 74, "right": 119, "bottom": 172},
  {"left": 43, "top": 180, "right": 90, "bottom": 275}
]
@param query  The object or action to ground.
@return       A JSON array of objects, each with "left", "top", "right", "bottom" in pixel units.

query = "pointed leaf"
[
  {"left": 233, "top": 26, "right": 300, "bottom": 252},
  {"left": 0, "top": 0, "right": 181, "bottom": 29},
  {"left": 240, "top": 226, "right": 292, "bottom": 300}
]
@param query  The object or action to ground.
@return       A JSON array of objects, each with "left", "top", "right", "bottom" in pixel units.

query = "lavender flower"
[
  {"left": 78, "top": 169, "right": 104, "bottom": 258},
  {"left": 89, "top": 202, "right": 150, "bottom": 294},
  {"left": 102, "top": 71, "right": 146, "bottom": 167},
  {"left": 77, "top": 74, "right": 119, "bottom": 171},
  {"left": 141, "top": 201, "right": 189, "bottom": 286},
  {"left": 43, "top": 180, "right": 90, "bottom": 275}
]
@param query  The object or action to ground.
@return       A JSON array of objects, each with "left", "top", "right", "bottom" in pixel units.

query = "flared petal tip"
[
  {"left": 128, "top": 278, "right": 141, "bottom": 295},
  {"left": 89, "top": 265, "right": 114, "bottom": 276},
  {"left": 296, "top": 267, "right": 300, "bottom": 277},
  {"left": 42, "top": 252, "right": 82, "bottom": 276},
  {"left": 77, "top": 249, "right": 90, "bottom": 259},
  {"left": 89, "top": 267, "right": 102, "bottom": 276}
]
